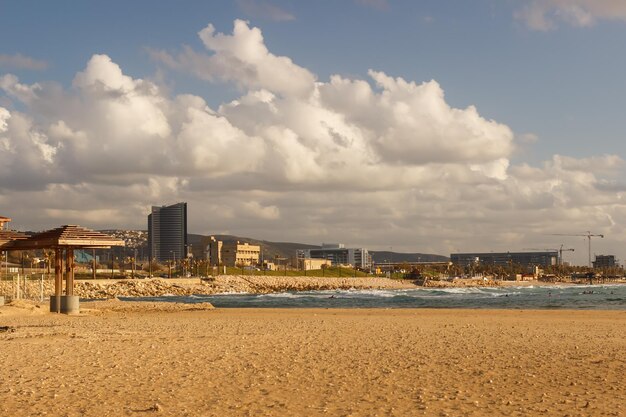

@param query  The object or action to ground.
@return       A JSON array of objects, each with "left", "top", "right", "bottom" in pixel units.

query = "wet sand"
[{"left": 0, "top": 301, "right": 624, "bottom": 417}]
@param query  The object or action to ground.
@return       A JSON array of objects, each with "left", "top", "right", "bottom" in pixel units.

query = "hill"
[
  {"left": 102, "top": 230, "right": 448, "bottom": 263},
  {"left": 187, "top": 233, "right": 319, "bottom": 260},
  {"left": 189, "top": 234, "right": 448, "bottom": 263}
]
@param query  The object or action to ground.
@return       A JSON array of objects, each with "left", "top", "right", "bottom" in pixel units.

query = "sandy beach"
[{"left": 0, "top": 301, "right": 624, "bottom": 417}]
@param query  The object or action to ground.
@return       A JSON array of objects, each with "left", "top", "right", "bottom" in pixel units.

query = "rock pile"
[
  {"left": 0, "top": 280, "right": 54, "bottom": 300},
  {"left": 75, "top": 280, "right": 196, "bottom": 299},
  {"left": 1, "top": 275, "right": 501, "bottom": 300}
]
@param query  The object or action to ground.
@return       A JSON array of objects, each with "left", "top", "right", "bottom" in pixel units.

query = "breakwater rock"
[
  {"left": 73, "top": 276, "right": 419, "bottom": 299},
  {"left": 1, "top": 276, "right": 500, "bottom": 300}
]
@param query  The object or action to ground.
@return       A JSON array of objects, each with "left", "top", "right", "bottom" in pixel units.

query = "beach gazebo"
[
  {"left": 0, "top": 229, "right": 30, "bottom": 246},
  {"left": 5, "top": 225, "right": 124, "bottom": 313},
  {"left": 0, "top": 229, "right": 30, "bottom": 278}
]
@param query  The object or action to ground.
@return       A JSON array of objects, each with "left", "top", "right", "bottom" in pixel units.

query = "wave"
[{"left": 123, "top": 284, "right": 626, "bottom": 310}]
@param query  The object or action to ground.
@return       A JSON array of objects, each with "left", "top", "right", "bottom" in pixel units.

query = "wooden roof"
[
  {"left": 0, "top": 230, "right": 30, "bottom": 249},
  {"left": 7, "top": 225, "right": 125, "bottom": 250}
]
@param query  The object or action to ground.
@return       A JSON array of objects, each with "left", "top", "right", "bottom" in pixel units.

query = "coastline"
[
  {"left": 1, "top": 303, "right": 624, "bottom": 417},
  {"left": 0, "top": 275, "right": 623, "bottom": 300}
]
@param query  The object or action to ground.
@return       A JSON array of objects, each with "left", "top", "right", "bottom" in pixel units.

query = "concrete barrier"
[
  {"left": 49, "top": 296, "right": 60, "bottom": 313},
  {"left": 60, "top": 295, "right": 80, "bottom": 314}
]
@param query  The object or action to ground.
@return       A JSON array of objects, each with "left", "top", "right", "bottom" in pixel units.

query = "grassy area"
[
  {"left": 49, "top": 267, "right": 408, "bottom": 280},
  {"left": 218, "top": 266, "right": 371, "bottom": 278}
]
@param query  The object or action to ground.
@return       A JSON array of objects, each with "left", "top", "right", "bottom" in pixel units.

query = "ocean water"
[{"left": 121, "top": 284, "right": 626, "bottom": 310}]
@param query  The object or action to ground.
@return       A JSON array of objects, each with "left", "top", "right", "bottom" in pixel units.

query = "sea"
[{"left": 121, "top": 284, "right": 626, "bottom": 310}]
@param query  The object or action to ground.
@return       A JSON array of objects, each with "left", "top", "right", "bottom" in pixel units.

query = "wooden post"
[
  {"left": 54, "top": 248, "right": 62, "bottom": 313},
  {"left": 66, "top": 248, "right": 74, "bottom": 296},
  {"left": 92, "top": 249, "right": 96, "bottom": 280}
]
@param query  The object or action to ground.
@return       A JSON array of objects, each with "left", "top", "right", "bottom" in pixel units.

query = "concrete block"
[
  {"left": 60, "top": 295, "right": 80, "bottom": 314},
  {"left": 49, "top": 296, "right": 60, "bottom": 313}
]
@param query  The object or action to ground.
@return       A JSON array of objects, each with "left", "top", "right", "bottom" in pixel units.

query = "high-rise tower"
[{"left": 148, "top": 202, "right": 187, "bottom": 262}]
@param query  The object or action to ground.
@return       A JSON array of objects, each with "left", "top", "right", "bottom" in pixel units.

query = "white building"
[{"left": 297, "top": 243, "right": 372, "bottom": 269}]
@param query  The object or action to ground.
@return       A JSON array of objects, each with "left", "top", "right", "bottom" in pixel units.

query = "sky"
[{"left": 1, "top": 0, "right": 626, "bottom": 264}]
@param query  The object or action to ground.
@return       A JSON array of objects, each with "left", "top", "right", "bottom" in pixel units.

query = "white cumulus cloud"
[{"left": 153, "top": 19, "right": 316, "bottom": 98}]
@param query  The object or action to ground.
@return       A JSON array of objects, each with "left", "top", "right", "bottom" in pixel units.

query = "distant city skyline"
[{"left": 2, "top": 1, "right": 626, "bottom": 265}]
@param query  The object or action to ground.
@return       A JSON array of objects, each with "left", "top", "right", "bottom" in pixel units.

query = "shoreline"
[{"left": 1, "top": 275, "right": 624, "bottom": 300}]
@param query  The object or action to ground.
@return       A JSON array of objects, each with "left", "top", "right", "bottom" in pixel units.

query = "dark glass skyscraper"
[{"left": 148, "top": 202, "right": 187, "bottom": 262}]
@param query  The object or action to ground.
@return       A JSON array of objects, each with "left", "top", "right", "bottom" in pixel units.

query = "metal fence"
[{"left": 0, "top": 273, "right": 53, "bottom": 302}]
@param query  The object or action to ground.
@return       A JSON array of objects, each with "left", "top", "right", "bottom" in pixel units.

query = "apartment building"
[{"left": 148, "top": 202, "right": 188, "bottom": 262}]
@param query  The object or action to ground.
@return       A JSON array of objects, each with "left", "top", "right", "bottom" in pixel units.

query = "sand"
[{"left": 0, "top": 302, "right": 624, "bottom": 417}]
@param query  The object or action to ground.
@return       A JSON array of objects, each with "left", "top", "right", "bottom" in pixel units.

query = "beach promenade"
[{"left": 0, "top": 301, "right": 624, "bottom": 417}]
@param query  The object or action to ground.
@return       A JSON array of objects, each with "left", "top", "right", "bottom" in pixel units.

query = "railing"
[{"left": 0, "top": 273, "right": 52, "bottom": 302}]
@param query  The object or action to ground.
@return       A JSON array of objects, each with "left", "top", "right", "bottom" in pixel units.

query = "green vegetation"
[{"left": 215, "top": 266, "right": 371, "bottom": 278}]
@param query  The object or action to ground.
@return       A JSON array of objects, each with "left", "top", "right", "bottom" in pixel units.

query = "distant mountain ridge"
[{"left": 189, "top": 234, "right": 448, "bottom": 263}]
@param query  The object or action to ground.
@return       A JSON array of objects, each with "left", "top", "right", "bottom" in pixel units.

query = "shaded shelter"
[
  {"left": 0, "top": 229, "right": 30, "bottom": 246},
  {"left": 5, "top": 225, "right": 124, "bottom": 313}
]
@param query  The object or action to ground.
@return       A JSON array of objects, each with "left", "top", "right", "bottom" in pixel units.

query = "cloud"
[
  {"left": 0, "top": 53, "right": 48, "bottom": 71},
  {"left": 516, "top": 0, "right": 626, "bottom": 30},
  {"left": 0, "top": 54, "right": 264, "bottom": 188},
  {"left": 318, "top": 71, "right": 514, "bottom": 167},
  {"left": 2, "top": 19, "right": 626, "bottom": 264},
  {"left": 236, "top": 0, "right": 295, "bottom": 21},
  {"left": 152, "top": 20, "right": 315, "bottom": 97}
]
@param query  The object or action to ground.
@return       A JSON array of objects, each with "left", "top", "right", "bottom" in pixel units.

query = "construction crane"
[
  {"left": 524, "top": 244, "right": 575, "bottom": 265},
  {"left": 550, "top": 232, "right": 604, "bottom": 268}
]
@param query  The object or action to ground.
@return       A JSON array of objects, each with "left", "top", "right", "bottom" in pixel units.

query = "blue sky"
[
  {"left": 3, "top": 0, "right": 625, "bottom": 162},
  {"left": 2, "top": 0, "right": 626, "bottom": 264}
]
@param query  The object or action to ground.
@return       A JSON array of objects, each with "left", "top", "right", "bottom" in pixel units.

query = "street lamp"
[{"left": 169, "top": 251, "right": 176, "bottom": 277}]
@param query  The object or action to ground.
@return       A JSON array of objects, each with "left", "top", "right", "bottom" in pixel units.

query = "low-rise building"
[
  {"left": 297, "top": 243, "right": 372, "bottom": 269},
  {"left": 0, "top": 216, "right": 11, "bottom": 230},
  {"left": 450, "top": 251, "right": 558, "bottom": 268},
  {"left": 206, "top": 236, "right": 260, "bottom": 267},
  {"left": 298, "top": 258, "right": 332, "bottom": 271},
  {"left": 592, "top": 255, "right": 617, "bottom": 269}
]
